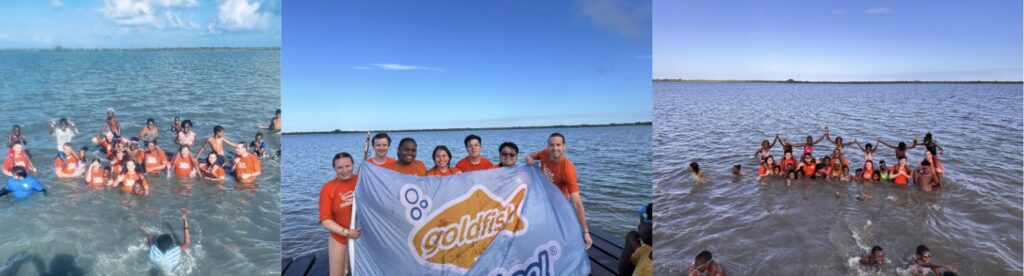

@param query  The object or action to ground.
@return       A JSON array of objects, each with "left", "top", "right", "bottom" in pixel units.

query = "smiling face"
[
  {"left": 433, "top": 148, "right": 450, "bottom": 168},
  {"left": 373, "top": 137, "right": 390, "bottom": 158},
  {"left": 466, "top": 139, "right": 481, "bottom": 158},
  {"left": 500, "top": 146, "right": 518, "bottom": 167},
  {"left": 334, "top": 156, "right": 354, "bottom": 179},
  {"left": 547, "top": 136, "right": 565, "bottom": 160},
  {"left": 398, "top": 140, "right": 417, "bottom": 163}
]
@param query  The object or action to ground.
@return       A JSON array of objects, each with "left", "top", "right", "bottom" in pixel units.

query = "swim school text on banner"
[{"left": 351, "top": 162, "right": 591, "bottom": 275}]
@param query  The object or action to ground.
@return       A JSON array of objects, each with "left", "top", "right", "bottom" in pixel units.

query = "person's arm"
[
  {"left": 195, "top": 138, "right": 210, "bottom": 159},
  {"left": 141, "top": 227, "right": 154, "bottom": 245},
  {"left": 112, "top": 118, "right": 121, "bottom": 134},
  {"left": 814, "top": 131, "right": 829, "bottom": 145},
  {"left": 935, "top": 142, "right": 944, "bottom": 154},
  {"left": 26, "top": 159, "right": 36, "bottom": 174},
  {"left": 877, "top": 139, "right": 897, "bottom": 149},
  {"left": 140, "top": 177, "right": 149, "bottom": 195},
  {"left": 854, "top": 140, "right": 866, "bottom": 151},
  {"left": 524, "top": 150, "right": 544, "bottom": 165},
  {"left": 769, "top": 134, "right": 780, "bottom": 148},
  {"left": 180, "top": 214, "right": 191, "bottom": 252},
  {"left": 569, "top": 192, "right": 592, "bottom": 249},
  {"left": 223, "top": 138, "right": 239, "bottom": 148},
  {"left": 49, "top": 121, "right": 56, "bottom": 136}
]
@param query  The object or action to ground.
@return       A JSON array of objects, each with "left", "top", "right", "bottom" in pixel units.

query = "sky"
[
  {"left": 283, "top": 0, "right": 653, "bottom": 132},
  {"left": 654, "top": 0, "right": 1023, "bottom": 81},
  {"left": 0, "top": 0, "right": 281, "bottom": 48}
]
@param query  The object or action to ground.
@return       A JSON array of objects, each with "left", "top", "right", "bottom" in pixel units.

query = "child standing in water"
[
  {"left": 753, "top": 134, "right": 781, "bottom": 162},
  {"left": 784, "top": 128, "right": 828, "bottom": 157},
  {"left": 854, "top": 140, "right": 877, "bottom": 161},
  {"left": 877, "top": 139, "right": 915, "bottom": 160}
]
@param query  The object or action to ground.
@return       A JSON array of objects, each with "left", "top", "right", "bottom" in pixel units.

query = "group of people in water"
[
  {"left": 0, "top": 108, "right": 279, "bottom": 274},
  {"left": 319, "top": 132, "right": 592, "bottom": 276},
  {"left": 690, "top": 128, "right": 946, "bottom": 192},
  {"left": 686, "top": 243, "right": 958, "bottom": 275}
]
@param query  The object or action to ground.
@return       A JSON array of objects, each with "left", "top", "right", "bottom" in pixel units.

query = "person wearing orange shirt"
[
  {"left": 142, "top": 142, "right": 168, "bottom": 175},
  {"left": 496, "top": 142, "right": 519, "bottom": 168},
  {"left": 426, "top": 145, "right": 461, "bottom": 176},
  {"left": 54, "top": 142, "right": 82, "bottom": 178},
  {"left": 367, "top": 133, "right": 397, "bottom": 167},
  {"left": 3, "top": 142, "right": 36, "bottom": 177},
  {"left": 117, "top": 160, "right": 149, "bottom": 196},
  {"left": 232, "top": 144, "right": 261, "bottom": 183},
  {"left": 525, "top": 132, "right": 592, "bottom": 249},
  {"left": 384, "top": 138, "right": 427, "bottom": 176},
  {"left": 455, "top": 134, "right": 493, "bottom": 172},
  {"left": 319, "top": 152, "right": 362, "bottom": 276},
  {"left": 85, "top": 159, "right": 109, "bottom": 187},
  {"left": 169, "top": 145, "right": 199, "bottom": 178},
  {"left": 199, "top": 153, "right": 226, "bottom": 180}
]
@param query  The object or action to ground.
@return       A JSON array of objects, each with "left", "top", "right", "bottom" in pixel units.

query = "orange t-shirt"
[
  {"left": 54, "top": 154, "right": 77, "bottom": 175},
  {"left": 87, "top": 168, "right": 106, "bottom": 186},
  {"left": 384, "top": 160, "right": 427, "bottom": 176},
  {"left": 538, "top": 150, "right": 579, "bottom": 197},
  {"left": 173, "top": 155, "right": 194, "bottom": 177},
  {"left": 202, "top": 163, "right": 226, "bottom": 179},
  {"left": 319, "top": 176, "right": 357, "bottom": 244},
  {"left": 144, "top": 150, "right": 167, "bottom": 173},
  {"left": 780, "top": 159, "right": 797, "bottom": 172},
  {"left": 426, "top": 167, "right": 462, "bottom": 176},
  {"left": 891, "top": 166, "right": 909, "bottom": 185},
  {"left": 368, "top": 157, "right": 397, "bottom": 167},
  {"left": 4, "top": 154, "right": 32, "bottom": 172},
  {"left": 234, "top": 154, "right": 261, "bottom": 183},
  {"left": 455, "top": 157, "right": 494, "bottom": 173},
  {"left": 121, "top": 172, "right": 143, "bottom": 193}
]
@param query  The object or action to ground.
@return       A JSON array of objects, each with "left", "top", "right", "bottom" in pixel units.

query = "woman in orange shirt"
[
  {"left": 170, "top": 145, "right": 199, "bottom": 178},
  {"left": 199, "top": 153, "right": 226, "bottom": 180},
  {"left": 426, "top": 145, "right": 461, "bottom": 176},
  {"left": 117, "top": 160, "right": 149, "bottom": 196},
  {"left": 367, "top": 132, "right": 396, "bottom": 166},
  {"left": 496, "top": 142, "right": 519, "bottom": 168},
  {"left": 85, "top": 159, "right": 108, "bottom": 187},
  {"left": 890, "top": 157, "right": 912, "bottom": 185},
  {"left": 319, "top": 152, "right": 362, "bottom": 276},
  {"left": 54, "top": 142, "right": 81, "bottom": 178}
]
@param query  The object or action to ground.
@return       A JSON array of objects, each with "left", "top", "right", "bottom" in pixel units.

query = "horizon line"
[{"left": 282, "top": 121, "right": 653, "bottom": 135}]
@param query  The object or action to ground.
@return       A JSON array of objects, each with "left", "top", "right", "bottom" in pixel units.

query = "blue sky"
[
  {"left": 655, "top": 1, "right": 1023, "bottom": 81},
  {"left": 283, "top": 0, "right": 652, "bottom": 132},
  {"left": 0, "top": 0, "right": 280, "bottom": 48}
]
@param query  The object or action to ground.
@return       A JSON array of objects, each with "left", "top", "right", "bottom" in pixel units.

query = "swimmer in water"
[
  {"left": 258, "top": 109, "right": 281, "bottom": 133},
  {"left": 496, "top": 142, "right": 519, "bottom": 168},
  {"left": 783, "top": 128, "right": 829, "bottom": 157},
  {"left": 906, "top": 245, "right": 955, "bottom": 275},
  {"left": 0, "top": 166, "right": 47, "bottom": 200},
  {"left": 859, "top": 246, "right": 885, "bottom": 267},
  {"left": 102, "top": 108, "right": 122, "bottom": 136},
  {"left": 914, "top": 159, "right": 939, "bottom": 192},
  {"left": 367, "top": 133, "right": 396, "bottom": 166},
  {"left": 199, "top": 153, "right": 226, "bottom": 181},
  {"left": 854, "top": 140, "right": 877, "bottom": 162},
  {"left": 426, "top": 145, "right": 461, "bottom": 176},
  {"left": 890, "top": 157, "right": 912, "bottom": 185},
  {"left": 689, "top": 162, "right": 708, "bottom": 182},
  {"left": 757, "top": 156, "right": 775, "bottom": 180},
  {"left": 141, "top": 212, "right": 191, "bottom": 275},
  {"left": 839, "top": 165, "right": 852, "bottom": 181},
  {"left": 796, "top": 153, "right": 817, "bottom": 179},
  {"left": 54, "top": 142, "right": 83, "bottom": 178},
  {"left": 916, "top": 132, "right": 944, "bottom": 160},
  {"left": 169, "top": 116, "right": 182, "bottom": 134},
  {"left": 3, "top": 143, "right": 36, "bottom": 176},
  {"left": 139, "top": 118, "right": 160, "bottom": 145},
  {"left": 786, "top": 168, "right": 797, "bottom": 186},
  {"left": 170, "top": 145, "right": 199, "bottom": 178},
  {"left": 877, "top": 139, "right": 916, "bottom": 160},
  {"left": 878, "top": 160, "right": 890, "bottom": 182},
  {"left": 753, "top": 134, "right": 781, "bottom": 162},
  {"left": 687, "top": 250, "right": 726, "bottom": 276},
  {"left": 196, "top": 126, "right": 240, "bottom": 165},
  {"left": 8, "top": 125, "right": 27, "bottom": 150},
  {"left": 732, "top": 165, "right": 743, "bottom": 177},
  {"left": 249, "top": 132, "right": 268, "bottom": 158},
  {"left": 174, "top": 120, "right": 196, "bottom": 149}
]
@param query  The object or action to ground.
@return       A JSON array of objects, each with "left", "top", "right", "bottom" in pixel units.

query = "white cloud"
[
  {"left": 355, "top": 63, "right": 444, "bottom": 71},
  {"left": 865, "top": 7, "right": 893, "bottom": 14},
  {"left": 100, "top": 0, "right": 158, "bottom": 26},
  {"left": 156, "top": 0, "right": 198, "bottom": 8},
  {"left": 166, "top": 11, "right": 200, "bottom": 30},
  {"left": 218, "top": 0, "right": 270, "bottom": 30},
  {"left": 573, "top": 0, "right": 651, "bottom": 39},
  {"left": 50, "top": 0, "right": 63, "bottom": 8}
]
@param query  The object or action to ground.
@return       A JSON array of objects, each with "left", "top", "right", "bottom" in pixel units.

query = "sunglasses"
[{"left": 501, "top": 152, "right": 517, "bottom": 158}]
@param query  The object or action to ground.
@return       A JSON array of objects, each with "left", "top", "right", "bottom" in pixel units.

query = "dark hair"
[
  {"left": 156, "top": 234, "right": 175, "bottom": 253},
  {"left": 146, "top": 118, "right": 155, "bottom": 124},
  {"left": 696, "top": 250, "right": 713, "bottom": 263},
  {"left": 689, "top": 162, "right": 700, "bottom": 173},
  {"left": 916, "top": 245, "right": 930, "bottom": 255},
  {"left": 182, "top": 120, "right": 193, "bottom": 128},
  {"left": 842, "top": 165, "right": 849, "bottom": 170},
  {"left": 255, "top": 132, "right": 263, "bottom": 139},
  {"left": 879, "top": 160, "right": 886, "bottom": 165},
  {"left": 463, "top": 134, "right": 481, "bottom": 147},
  {"left": 399, "top": 137, "right": 417, "bottom": 148},
  {"left": 80, "top": 146, "right": 89, "bottom": 151},
  {"left": 897, "top": 141, "right": 907, "bottom": 150},
  {"left": 870, "top": 245, "right": 883, "bottom": 255},
  {"left": 275, "top": 109, "right": 281, "bottom": 115},
  {"left": 772, "top": 165, "right": 781, "bottom": 172},
  {"left": 432, "top": 146, "right": 452, "bottom": 166},
  {"left": 549, "top": 132, "right": 566, "bottom": 144},
  {"left": 213, "top": 125, "right": 224, "bottom": 133},
  {"left": 59, "top": 117, "right": 69, "bottom": 125},
  {"left": 942, "top": 272, "right": 958, "bottom": 276},
  {"left": 11, "top": 166, "right": 26, "bottom": 178},
  {"left": 787, "top": 169, "right": 797, "bottom": 178},
  {"left": 924, "top": 132, "right": 933, "bottom": 143},
  {"left": 333, "top": 152, "right": 354, "bottom": 166},
  {"left": 372, "top": 133, "right": 392, "bottom": 145},
  {"left": 12, "top": 125, "right": 20, "bottom": 130},
  {"left": 733, "top": 164, "right": 742, "bottom": 170},
  {"left": 498, "top": 142, "right": 519, "bottom": 154},
  {"left": 921, "top": 159, "right": 931, "bottom": 167}
]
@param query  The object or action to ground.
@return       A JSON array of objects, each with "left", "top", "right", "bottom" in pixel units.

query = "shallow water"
[
  {"left": 0, "top": 49, "right": 281, "bottom": 275},
  {"left": 653, "top": 82, "right": 1023, "bottom": 275},
  {"left": 281, "top": 126, "right": 652, "bottom": 258}
]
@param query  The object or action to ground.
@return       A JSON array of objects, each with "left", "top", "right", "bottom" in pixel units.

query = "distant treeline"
[
  {"left": 653, "top": 78, "right": 1023, "bottom": 84},
  {"left": 283, "top": 122, "right": 654, "bottom": 135},
  {"left": 0, "top": 46, "right": 280, "bottom": 52}
]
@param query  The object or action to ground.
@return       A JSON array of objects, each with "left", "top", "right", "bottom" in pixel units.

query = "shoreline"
[
  {"left": 653, "top": 79, "right": 1023, "bottom": 84},
  {"left": 283, "top": 121, "right": 653, "bottom": 135}
]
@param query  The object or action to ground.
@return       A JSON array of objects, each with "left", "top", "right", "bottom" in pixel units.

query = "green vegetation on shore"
[
  {"left": 283, "top": 121, "right": 653, "bottom": 135},
  {"left": 653, "top": 78, "right": 1023, "bottom": 84}
]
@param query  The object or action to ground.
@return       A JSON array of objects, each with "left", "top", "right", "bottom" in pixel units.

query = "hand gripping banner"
[{"left": 351, "top": 162, "right": 591, "bottom": 275}]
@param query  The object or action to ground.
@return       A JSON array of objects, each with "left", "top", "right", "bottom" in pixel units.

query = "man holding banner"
[
  {"left": 526, "top": 132, "right": 593, "bottom": 249},
  {"left": 319, "top": 153, "right": 362, "bottom": 276}
]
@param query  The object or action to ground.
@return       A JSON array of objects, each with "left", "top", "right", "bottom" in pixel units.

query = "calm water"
[
  {"left": 653, "top": 82, "right": 1023, "bottom": 275},
  {"left": 281, "top": 126, "right": 652, "bottom": 258},
  {"left": 0, "top": 49, "right": 281, "bottom": 275}
]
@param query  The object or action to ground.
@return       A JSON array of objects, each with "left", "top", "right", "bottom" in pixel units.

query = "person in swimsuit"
[
  {"left": 824, "top": 132, "right": 856, "bottom": 154},
  {"left": 922, "top": 150, "right": 944, "bottom": 184},
  {"left": 859, "top": 245, "right": 885, "bottom": 268},
  {"left": 877, "top": 139, "right": 915, "bottom": 160},
  {"left": 861, "top": 161, "right": 876, "bottom": 183},
  {"left": 102, "top": 108, "right": 122, "bottom": 136},
  {"left": 917, "top": 133, "right": 944, "bottom": 160},
  {"left": 249, "top": 132, "right": 268, "bottom": 158},
  {"left": 258, "top": 109, "right": 281, "bottom": 133},
  {"left": 0, "top": 166, "right": 47, "bottom": 200},
  {"left": 54, "top": 142, "right": 82, "bottom": 178},
  {"left": 455, "top": 134, "right": 493, "bottom": 172},
  {"left": 854, "top": 140, "right": 877, "bottom": 162},
  {"left": 128, "top": 138, "right": 144, "bottom": 164},
  {"left": 117, "top": 160, "right": 149, "bottom": 195},
  {"left": 687, "top": 250, "right": 726, "bottom": 276},
  {"left": 914, "top": 159, "right": 939, "bottom": 192},
  {"left": 906, "top": 245, "right": 955, "bottom": 275},
  {"left": 142, "top": 212, "right": 191, "bottom": 275},
  {"left": 753, "top": 134, "right": 781, "bottom": 162},
  {"left": 139, "top": 118, "right": 160, "bottom": 145},
  {"left": 319, "top": 152, "right": 362, "bottom": 276},
  {"left": 779, "top": 151, "right": 798, "bottom": 172},
  {"left": 426, "top": 145, "right": 462, "bottom": 176},
  {"left": 8, "top": 125, "right": 28, "bottom": 157},
  {"left": 496, "top": 141, "right": 519, "bottom": 168},
  {"left": 771, "top": 165, "right": 781, "bottom": 177},
  {"left": 50, "top": 117, "right": 79, "bottom": 151},
  {"left": 839, "top": 165, "right": 852, "bottom": 181},
  {"left": 170, "top": 145, "right": 199, "bottom": 178},
  {"left": 170, "top": 116, "right": 182, "bottom": 134},
  {"left": 732, "top": 165, "right": 744, "bottom": 177},
  {"left": 367, "top": 132, "right": 396, "bottom": 166},
  {"left": 784, "top": 128, "right": 829, "bottom": 156},
  {"left": 175, "top": 120, "right": 196, "bottom": 149},
  {"left": 688, "top": 162, "right": 709, "bottom": 182},
  {"left": 383, "top": 138, "right": 427, "bottom": 176},
  {"left": 197, "top": 125, "right": 240, "bottom": 165},
  {"left": 199, "top": 153, "right": 226, "bottom": 180}
]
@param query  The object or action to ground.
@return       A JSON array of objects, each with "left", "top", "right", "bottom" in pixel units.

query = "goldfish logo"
[
  {"left": 337, "top": 191, "right": 353, "bottom": 208},
  {"left": 409, "top": 185, "right": 529, "bottom": 270}
]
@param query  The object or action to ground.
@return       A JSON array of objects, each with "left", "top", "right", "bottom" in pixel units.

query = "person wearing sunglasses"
[
  {"left": 907, "top": 245, "right": 956, "bottom": 275},
  {"left": 496, "top": 142, "right": 519, "bottom": 168},
  {"left": 687, "top": 250, "right": 726, "bottom": 276}
]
